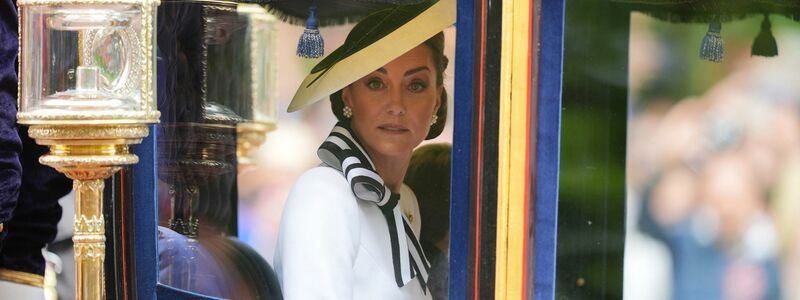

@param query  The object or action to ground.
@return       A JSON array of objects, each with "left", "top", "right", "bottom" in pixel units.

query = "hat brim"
[{"left": 287, "top": 0, "right": 456, "bottom": 112}]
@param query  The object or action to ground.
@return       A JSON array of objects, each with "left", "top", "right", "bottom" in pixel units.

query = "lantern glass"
[{"left": 19, "top": 4, "right": 151, "bottom": 116}]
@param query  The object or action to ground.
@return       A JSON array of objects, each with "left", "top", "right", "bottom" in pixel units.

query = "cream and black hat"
[{"left": 287, "top": 0, "right": 456, "bottom": 112}]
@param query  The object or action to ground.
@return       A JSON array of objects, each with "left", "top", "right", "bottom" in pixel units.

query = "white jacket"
[{"left": 274, "top": 166, "right": 431, "bottom": 300}]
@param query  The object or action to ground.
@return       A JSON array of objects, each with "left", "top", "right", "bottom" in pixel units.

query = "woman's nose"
[{"left": 386, "top": 88, "right": 406, "bottom": 116}]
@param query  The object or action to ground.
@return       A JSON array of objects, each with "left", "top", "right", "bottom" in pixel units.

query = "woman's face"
[{"left": 342, "top": 44, "right": 442, "bottom": 160}]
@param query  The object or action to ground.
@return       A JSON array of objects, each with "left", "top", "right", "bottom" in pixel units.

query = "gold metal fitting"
[
  {"left": 21, "top": 123, "right": 150, "bottom": 300},
  {"left": 50, "top": 144, "right": 129, "bottom": 156}
]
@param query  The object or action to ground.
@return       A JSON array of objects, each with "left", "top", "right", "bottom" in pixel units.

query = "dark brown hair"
[
  {"left": 330, "top": 32, "right": 449, "bottom": 140},
  {"left": 404, "top": 143, "right": 451, "bottom": 250}
]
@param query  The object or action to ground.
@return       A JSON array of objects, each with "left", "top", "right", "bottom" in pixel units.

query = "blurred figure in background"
[
  {"left": 626, "top": 12, "right": 800, "bottom": 300},
  {"left": 405, "top": 143, "right": 451, "bottom": 300},
  {"left": 640, "top": 153, "right": 781, "bottom": 300}
]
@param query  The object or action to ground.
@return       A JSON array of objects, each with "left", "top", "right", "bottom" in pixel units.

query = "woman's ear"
[
  {"left": 435, "top": 86, "right": 444, "bottom": 112},
  {"left": 342, "top": 86, "right": 353, "bottom": 108}
]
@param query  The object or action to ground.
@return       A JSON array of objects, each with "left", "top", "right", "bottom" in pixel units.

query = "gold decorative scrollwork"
[
  {"left": 74, "top": 178, "right": 104, "bottom": 190},
  {"left": 71, "top": 178, "right": 107, "bottom": 299},
  {"left": 74, "top": 215, "right": 105, "bottom": 234},
  {"left": 17, "top": 110, "right": 160, "bottom": 124},
  {"left": 139, "top": 3, "right": 156, "bottom": 113},
  {"left": 18, "top": 0, "right": 157, "bottom": 5},
  {"left": 30, "top": 125, "right": 149, "bottom": 140},
  {"left": 41, "top": 157, "right": 134, "bottom": 181},
  {"left": 60, "top": 168, "right": 123, "bottom": 182},
  {"left": 40, "top": 155, "right": 137, "bottom": 166},
  {"left": 73, "top": 243, "right": 106, "bottom": 259}
]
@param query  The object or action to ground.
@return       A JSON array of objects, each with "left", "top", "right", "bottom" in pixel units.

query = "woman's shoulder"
[
  {"left": 285, "top": 166, "right": 355, "bottom": 210},
  {"left": 295, "top": 165, "right": 348, "bottom": 187},
  {"left": 399, "top": 183, "right": 417, "bottom": 198}
]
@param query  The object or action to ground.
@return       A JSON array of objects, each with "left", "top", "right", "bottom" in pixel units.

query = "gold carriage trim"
[{"left": 0, "top": 268, "right": 45, "bottom": 288}]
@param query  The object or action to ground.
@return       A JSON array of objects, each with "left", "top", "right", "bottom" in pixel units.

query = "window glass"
[
  {"left": 234, "top": 10, "right": 456, "bottom": 300},
  {"left": 238, "top": 22, "right": 455, "bottom": 298},
  {"left": 557, "top": 2, "right": 628, "bottom": 298},
  {"left": 626, "top": 10, "right": 800, "bottom": 300},
  {"left": 559, "top": 2, "right": 800, "bottom": 299},
  {"left": 154, "top": 2, "right": 455, "bottom": 297}
]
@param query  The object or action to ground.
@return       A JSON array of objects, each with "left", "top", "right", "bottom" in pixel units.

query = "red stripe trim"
[
  {"left": 120, "top": 170, "right": 129, "bottom": 299},
  {"left": 473, "top": 0, "right": 487, "bottom": 298},
  {"left": 522, "top": 0, "right": 533, "bottom": 295}
]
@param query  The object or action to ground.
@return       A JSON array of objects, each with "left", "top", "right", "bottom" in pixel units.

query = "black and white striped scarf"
[{"left": 317, "top": 122, "right": 431, "bottom": 293}]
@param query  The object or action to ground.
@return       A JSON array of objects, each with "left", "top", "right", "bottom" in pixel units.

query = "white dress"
[{"left": 274, "top": 166, "right": 431, "bottom": 300}]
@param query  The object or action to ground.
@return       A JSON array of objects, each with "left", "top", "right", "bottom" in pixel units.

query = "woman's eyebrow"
[
  {"left": 404, "top": 66, "right": 430, "bottom": 76},
  {"left": 372, "top": 66, "right": 430, "bottom": 76}
]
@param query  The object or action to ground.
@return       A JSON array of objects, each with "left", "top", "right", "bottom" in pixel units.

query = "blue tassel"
[
  {"left": 700, "top": 18, "right": 724, "bottom": 63},
  {"left": 752, "top": 14, "right": 778, "bottom": 57},
  {"left": 297, "top": 2, "right": 324, "bottom": 58}
]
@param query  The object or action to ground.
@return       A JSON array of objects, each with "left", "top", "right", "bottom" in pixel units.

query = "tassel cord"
[
  {"left": 700, "top": 17, "right": 724, "bottom": 63},
  {"left": 297, "top": 0, "right": 325, "bottom": 58},
  {"left": 752, "top": 14, "right": 778, "bottom": 57}
]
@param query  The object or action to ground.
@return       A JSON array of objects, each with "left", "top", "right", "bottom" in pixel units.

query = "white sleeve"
[
  {"left": 0, "top": 281, "right": 43, "bottom": 300},
  {"left": 274, "top": 167, "right": 360, "bottom": 300}
]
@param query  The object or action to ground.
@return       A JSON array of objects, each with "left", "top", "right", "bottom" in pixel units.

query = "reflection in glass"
[
  {"left": 89, "top": 30, "right": 131, "bottom": 92},
  {"left": 235, "top": 4, "right": 278, "bottom": 169},
  {"left": 155, "top": 1, "right": 281, "bottom": 299},
  {"left": 93, "top": 32, "right": 126, "bottom": 83}
]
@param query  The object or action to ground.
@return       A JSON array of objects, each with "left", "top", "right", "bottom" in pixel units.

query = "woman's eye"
[
  {"left": 366, "top": 79, "right": 384, "bottom": 90},
  {"left": 408, "top": 81, "right": 427, "bottom": 93}
]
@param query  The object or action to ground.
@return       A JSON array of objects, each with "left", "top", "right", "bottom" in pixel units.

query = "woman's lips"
[{"left": 378, "top": 124, "right": 409, "bottom": 134}]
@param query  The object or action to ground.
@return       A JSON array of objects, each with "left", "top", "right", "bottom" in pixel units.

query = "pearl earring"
[
  {"left": 430, "top": 114, "right": 438, "bottom": 126},
  {"left": 343, "top": 106, "right": 353, "bottom": 118}
]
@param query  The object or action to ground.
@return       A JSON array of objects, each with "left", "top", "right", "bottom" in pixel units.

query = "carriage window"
[
  {"left": 559, "top": 1, "right": 800, "bottom": 299},
  {"left": 153, "top": 1, "right": 456, "bottom": 298},
  {"left": 235, "top": 16, "right": 456, "bottom": 300}
]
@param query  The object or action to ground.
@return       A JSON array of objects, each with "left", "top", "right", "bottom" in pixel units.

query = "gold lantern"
[
  {"left": 236, "top": 4, "right": 278, "bottom": 169},
  {"left": 16, "top": 0, "right": 160, "bottom": 299}
]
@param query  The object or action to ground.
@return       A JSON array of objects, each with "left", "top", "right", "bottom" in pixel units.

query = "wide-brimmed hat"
[{"left": 287, "top": 0, "right": 456, "bottom": 112}]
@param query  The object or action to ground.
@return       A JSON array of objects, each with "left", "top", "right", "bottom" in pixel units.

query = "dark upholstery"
[
  {"left": 0, "top": 0, "right": 22, "bottom": 253},
  {"left": 0, "top": 0, "right": 71, "bottom": 275}
]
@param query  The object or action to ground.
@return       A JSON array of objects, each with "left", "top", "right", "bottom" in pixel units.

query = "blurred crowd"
[{"left": 626, "top": 13, "right": 800, "bottom": 300}]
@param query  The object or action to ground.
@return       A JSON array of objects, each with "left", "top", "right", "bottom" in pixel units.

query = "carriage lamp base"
[{"left": 27, "top": 123, "right": 148, "bottom": 300}]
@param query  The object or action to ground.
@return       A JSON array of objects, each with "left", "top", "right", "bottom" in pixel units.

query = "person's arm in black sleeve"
[
  {"left": 0, "top": 0, "right": 71, "bottom": 276},
  {"left": 0, "top": 0, "right": 23, "bottom": 253},
  {"left": 0, "top": 127, "right": 71, "bottom": 275}
]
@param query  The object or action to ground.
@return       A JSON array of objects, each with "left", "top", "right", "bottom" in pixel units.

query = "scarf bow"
[{"left": 317, "top": 123, "right": 431, "bottom": 293}]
